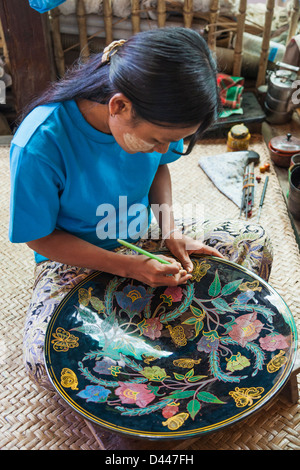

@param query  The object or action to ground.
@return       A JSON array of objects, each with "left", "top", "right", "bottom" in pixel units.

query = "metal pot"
[
  {"left": 264, "top": 62, "right": 300, "bottom": 124},
  {"left": 288, "top": 165, "right": 300, "bottom": 219},
  {"left": 268, "top": 133, "right": 300, "bottom": 167}
]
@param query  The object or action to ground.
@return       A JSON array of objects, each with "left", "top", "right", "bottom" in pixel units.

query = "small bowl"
[{"left": 268, "top": 142, "right": 293, "bottom": 167}]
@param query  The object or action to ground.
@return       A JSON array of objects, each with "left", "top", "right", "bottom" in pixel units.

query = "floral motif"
[
  {"left": 77, "top": 385, "right": 111, "bottom": 403},
  {"left": 115, "top": 383, "right": 156, "bottom": 408},
  {"left": 61, "top": 368, "right": 78, "bottom": 390},
  {"left": 162, "top": 402, "right": 180, "bottom": 418},
  {"left": 259, "top": 333, "right": 289, "bottom": 351},
  {"left": 191, "top": 260, "right": 210, "bottom": 282},
  {"left": 226, "top": 352, "right": 251, "bottom": 372},
  {"left": 141, "top": 366, "right": 169, "bottom": 382},
  {"left": 115, "top": 285, "right": 153, "bottom": 314},
  {"left": 138, "top": 317, "right": 163, "bottom": 340},
  {"left": 162, "top": 412, "right": 189, "bottom": 430},
  {"left": 161, "top": 286, "right": 183, "bottom": 304},
  {"left": 93, "top": 357, "right": 123, "bottom": 375},
  {"left": 228, "top": 312, "right": 263, "bottom": 347},
  {"left": 229, "top": 386, "right": 264, "bottom": 407},
  {"left": 197, "top": 330, "right": 220, "bottom": 352}
]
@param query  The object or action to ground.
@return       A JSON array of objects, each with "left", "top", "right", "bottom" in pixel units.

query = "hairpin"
[{"left": 101, "top": 39, "right": 126, "bottom": 64}]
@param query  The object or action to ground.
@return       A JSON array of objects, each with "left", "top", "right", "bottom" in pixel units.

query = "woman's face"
[
  {"left": 108, "top": 94, "right": 200, "bottom": 154},
  {"left": 110, "top": 117, "right": 199, "bottom": 154}
]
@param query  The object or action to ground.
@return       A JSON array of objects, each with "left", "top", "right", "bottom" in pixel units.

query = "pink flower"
[
  {"left": 163, "top": 286, "right": 183, "bottom": 303},
  {"left": 228, "top": 312, "right": 263, "bottom": 347},
  {"left": 142, "top": 317, "right": 163, "bottom": 340},
  {"left": 259, "top": 333, "right": 289, "bottom": 351},
  {"left": 162, "top": 403, "right": 179, "bottom": 418},
  {"left": 115, "top": 383, "right": 155, "bottom": 408}
]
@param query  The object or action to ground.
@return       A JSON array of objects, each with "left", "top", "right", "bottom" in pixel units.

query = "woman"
[{"left": 9, "top": 27, "right": 272, "bottom": 389}]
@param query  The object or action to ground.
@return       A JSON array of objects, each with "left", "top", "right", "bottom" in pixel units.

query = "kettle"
[{"left": 264, "top": 62, "right": 300, "bottom": 124}]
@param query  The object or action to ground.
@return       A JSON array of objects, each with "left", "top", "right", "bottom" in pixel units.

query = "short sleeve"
[
  {"left": 9, "top": 142, "right": 65, "bottom": 243},
  {"left": 159, "top": 139, "right": 184, "bottom": 165}
]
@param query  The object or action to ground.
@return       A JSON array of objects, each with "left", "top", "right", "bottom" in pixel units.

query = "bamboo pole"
[
  {"left": 256, "top": 0, "right": 274, "bottom": 88},
  {"left": 232, "top": 0, "right": 247, "bottom": 77},
  {"left": 286, "top": 0, "right": 299, "bottom": 44},
  {"left": 76, "top": 0, "right": 90, "bottom": 60},
  {"left": 207, "top": 0, "right": 219, "bottom": 52},
  {"left": 103, "top": 0, "right": 113, "bottom": 45},
  {"left": 157, "top": 0, "right": 167, "bottom": 28},
  {"left": 183, "top": 0, "right": 194, "bottom": 28},
  {"left": 49, "top": 7, "right": 65, "bottom": 77},
  {"left": 131, "top": 0, "right": 140, "bottom": 34}
]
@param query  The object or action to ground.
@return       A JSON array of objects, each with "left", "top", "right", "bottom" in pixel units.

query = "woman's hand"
[
  {"left": 125, "top": 253, "right": 192, "bottom": 287},
  {"left": 164, "top": 232, "right": 225, "bottom": 274}
]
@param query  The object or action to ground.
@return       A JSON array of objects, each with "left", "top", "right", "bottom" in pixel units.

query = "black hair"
[{"left": 21, "top": 27, "right": 219, "bottom": 154}]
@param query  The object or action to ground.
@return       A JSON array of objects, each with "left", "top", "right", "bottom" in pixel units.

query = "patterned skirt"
[{"left": 23, "top": 219, "right": 273, "bottom": 390}]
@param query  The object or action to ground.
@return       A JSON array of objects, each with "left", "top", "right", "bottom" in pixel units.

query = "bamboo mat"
[{"left": 0, "top": 137, "right": 299, "bottom": 450}]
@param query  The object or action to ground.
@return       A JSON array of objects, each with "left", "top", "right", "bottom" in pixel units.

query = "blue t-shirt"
[{"left": 9, "top": 100, "right": 183, "bottom": 263}]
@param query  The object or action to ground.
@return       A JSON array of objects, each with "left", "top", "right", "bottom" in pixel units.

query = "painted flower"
[
  {"left": 115, "top": 382, "right": 155, "bottom": 408},
  {"left": 161, "top": 286, "right": 183, "bottom": 304},
  {"left": 236, "top": 291, "right": 255, "bottom": 304},
  {"left": 259, "top": 333, "right": 289, "bottom": 351},
  {"left": 226, "top": 352, "right": 251, "bottom": 372},
  {"left": 115, "top": 285, "right": 153, "bottom": 314},
  {"left": 77, "top": 385, "right": 110, "bottom": 403},
  {"left": 138, "top": 317, "right": 163, "bottom": 340},
  {"left": 196, "top": 330, "right": 220, "bottom": 352},
  {"left": 228, "top": 312, "right": 263, "bottom": 347},
  {"left": 162, "top": 402, "right": 180, "bottom": 418},
  {"left": 141, "top": 366, "right": 169, "bottom": 382},
  {"left": 93, "top": 357, "right": 123, "bottom": 375}
]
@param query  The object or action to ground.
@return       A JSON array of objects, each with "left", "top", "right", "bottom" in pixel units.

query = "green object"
[
  {"left": 257, "top": 176, "right": 269, "bottom": 222},
  {"left": 117, "top": 239, "right": 172, "bottom": 264}
]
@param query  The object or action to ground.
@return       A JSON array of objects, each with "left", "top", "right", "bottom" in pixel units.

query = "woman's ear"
[{"left": 109, "top": 93, "right": 133, "bottom": 119}]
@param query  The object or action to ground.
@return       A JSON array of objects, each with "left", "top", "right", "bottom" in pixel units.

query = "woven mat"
[{"left": 0, "top": 137, "right": 299, "bottom": 450}]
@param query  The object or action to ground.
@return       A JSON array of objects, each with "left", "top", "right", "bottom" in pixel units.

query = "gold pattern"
[
  {"left": 78, "top": 287, "right": 105, "bottom": 314},
  {"left": 267, "top": 350, "right": 287, "bottom": 373},
  {"left": 166, "top": 324, "right": 187, "bottom": 347},
  {"left": 162, "top": 412, "right": 189, "bottom": 430},
  {"left": 142, "top": 346, "right": 161, "bottom": 364},
  {"left": 191, "top": 260, "right": 210, "bottom": 282},
  {"left": 51, "top": 327, "right": 79, "bottom": 352},
  {"left": 173, "top": 358, "right": 201, "bottom": 368},
  {"left": 61, "top": 368, "right": 79, "bottom": 390},
  {"left": 229, "top": 386, "right": 264, "bottom": 407},
  {"left": 239, "top": 281, "right": 262, "bottom": 292},
  {"left": 126, "top": 289, "right": 142, "bottom": 302}
]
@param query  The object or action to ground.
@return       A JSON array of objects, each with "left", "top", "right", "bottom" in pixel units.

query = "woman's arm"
[
  {"left": 26, "top": 229, "right": 191, "bottom": 287},
  {"left": 149, "top": 164, "right": 224, "bottom": 272},
  {"left": 148, "top": 164, "right": 181, "bottom": 238}
]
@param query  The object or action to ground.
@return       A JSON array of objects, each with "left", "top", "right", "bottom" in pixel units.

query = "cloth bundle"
[{"left": 217, "top": 73, "right": 244, "bottom": 118}]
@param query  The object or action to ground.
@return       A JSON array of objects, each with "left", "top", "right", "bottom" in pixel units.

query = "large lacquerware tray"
[{"left": 45, "top": 256, "right": 297, "bottom": 439}]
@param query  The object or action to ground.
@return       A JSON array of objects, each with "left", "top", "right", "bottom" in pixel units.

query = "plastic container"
[{"left": 227, "top": 124, "right": 251, "bottom": 151}]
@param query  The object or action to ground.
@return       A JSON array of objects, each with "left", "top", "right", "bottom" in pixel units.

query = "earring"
[{"left": 111, "top": 114, "right": 115, "bottom": 118}]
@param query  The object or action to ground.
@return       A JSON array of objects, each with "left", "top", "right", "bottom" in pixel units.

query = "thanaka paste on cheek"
[{"left": 123, "top": 132, "right": 154, "bottom": 153}]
